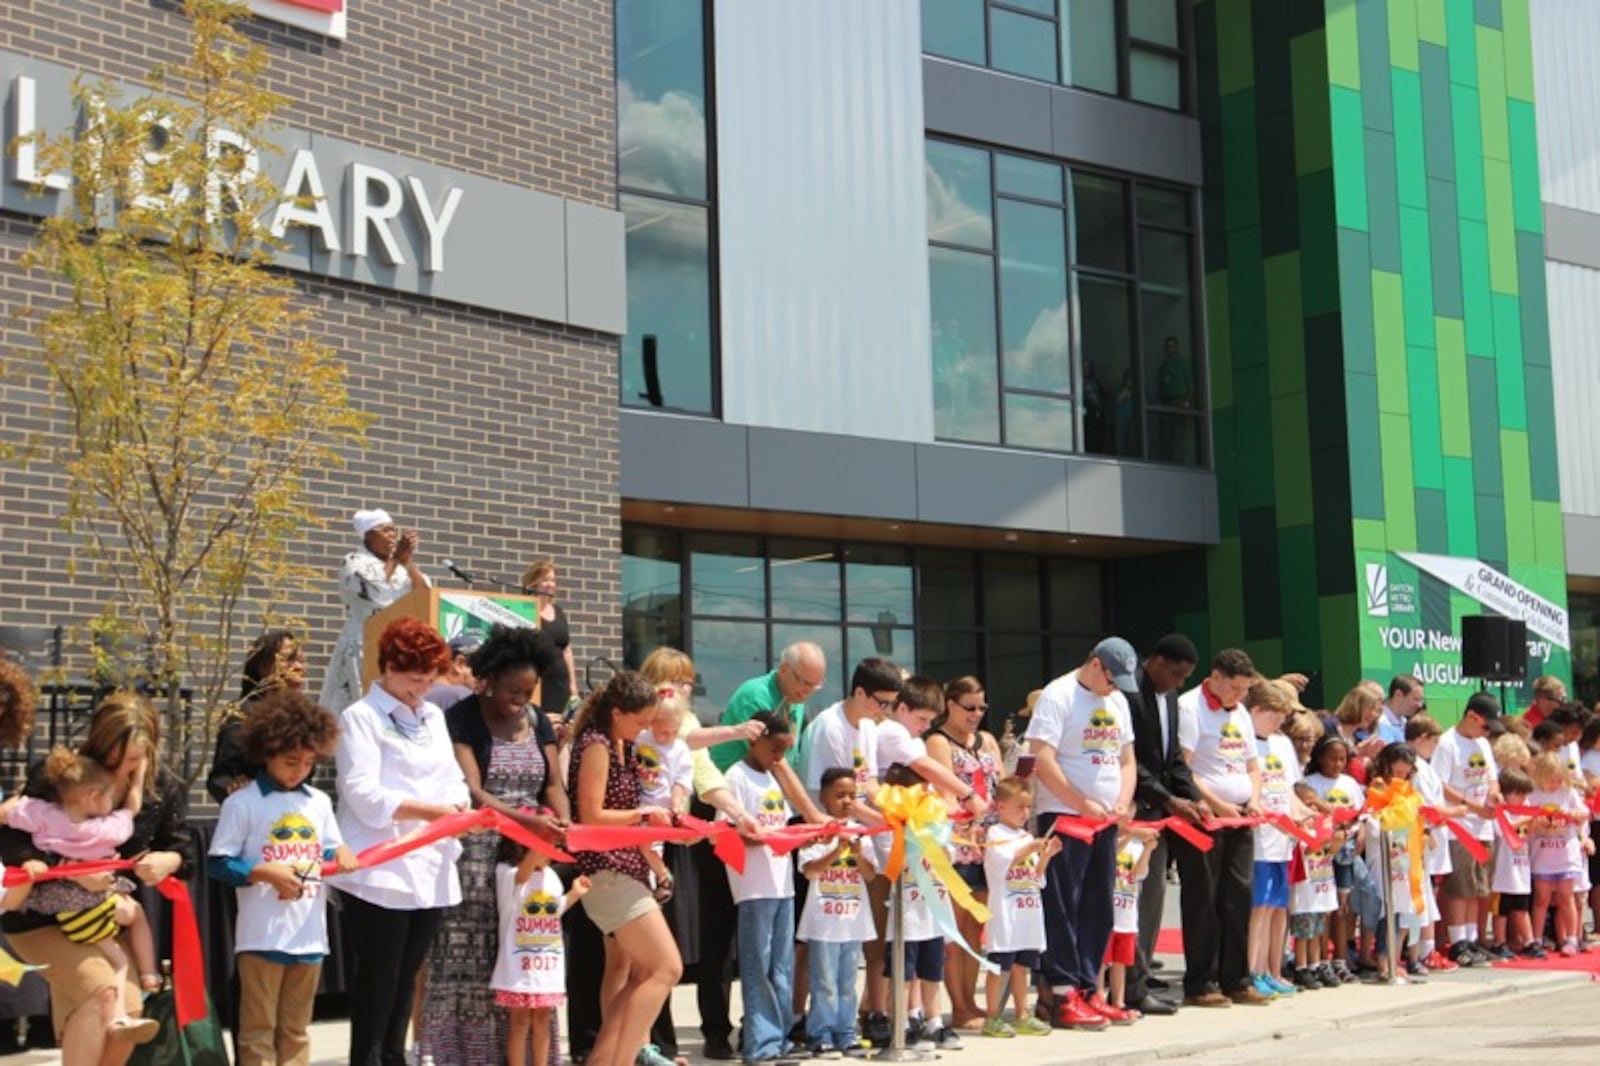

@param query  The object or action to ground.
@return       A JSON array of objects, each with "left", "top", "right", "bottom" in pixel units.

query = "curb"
[{"left": 1071, "top": 968, "right": 1594, "bottom": 1065}]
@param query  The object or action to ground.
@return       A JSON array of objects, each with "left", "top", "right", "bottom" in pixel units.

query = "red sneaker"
[
  {"left": 1054, "top": 989, "right": 1110, "bottom": 1030},
  {"left": 1423, "top": 951, "right": 1459, "bottom": 973},
  {"left": 1084, "top": 992, "right": 1138, "bottom": 1026}
]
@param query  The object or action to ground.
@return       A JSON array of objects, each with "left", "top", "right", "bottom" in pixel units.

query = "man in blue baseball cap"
[{"left": 1023, "top": 637, "right": 1141, "bottom": 1028}]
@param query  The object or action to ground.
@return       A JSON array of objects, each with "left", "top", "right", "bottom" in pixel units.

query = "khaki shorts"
[
  {"left": 1441, "top": 839, "right": 1491, "bottom": 898},
  {"left": 581, "top": 870, "right": 658, "bottom": 935},
  {"left": 5, "top": 925, "right": 141, "bottom": 1039}
]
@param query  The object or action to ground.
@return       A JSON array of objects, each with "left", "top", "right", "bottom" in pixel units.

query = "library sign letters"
[{"left": 1, "top": 50, "right": 624, "bottom": 333}]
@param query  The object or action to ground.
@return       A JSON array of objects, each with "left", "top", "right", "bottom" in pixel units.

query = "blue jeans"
[
  {"left": 805, "top": 939, "right": 861, "bottom": 1049},
  {"left": 737, "top": 897, "right": 794, "bottom": 1062}
]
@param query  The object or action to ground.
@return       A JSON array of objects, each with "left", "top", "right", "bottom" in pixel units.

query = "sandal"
[{"left": 109, "top": 1017, "right": 160, "bottom": 1045}]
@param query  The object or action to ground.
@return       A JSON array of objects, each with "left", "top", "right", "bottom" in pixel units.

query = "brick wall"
[{"left": 0, "top": 1, "right": 623, "bottom": 738}]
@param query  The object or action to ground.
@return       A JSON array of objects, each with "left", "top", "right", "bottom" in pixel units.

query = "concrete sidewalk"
[{"left": 4, "top": 954, "right": 1584, "bottom": 1064}]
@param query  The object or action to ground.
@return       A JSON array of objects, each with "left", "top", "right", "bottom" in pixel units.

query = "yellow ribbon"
[
  {"left": 1365, "top": 779, "right": 1426, "bottom": 915},
  {"left": 873, "top": 784, "right": 991, "bottom": 924}
]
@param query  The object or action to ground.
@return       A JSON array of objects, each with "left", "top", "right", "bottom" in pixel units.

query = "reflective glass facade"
[
  {"left": 622, "top": 527, "right": 1107, "bottom": 728},
  {"left": 927, "top": 139, "right": 1205, "bottom": 464}
]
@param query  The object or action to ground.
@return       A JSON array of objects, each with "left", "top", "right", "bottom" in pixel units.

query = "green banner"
[{"left": 436, "top": 592, "right": 538, "bottom": 643}]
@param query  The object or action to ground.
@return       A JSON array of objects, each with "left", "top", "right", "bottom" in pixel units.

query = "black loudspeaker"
[{"left": 1460, "top": 615, "right": 1528, "bottom": 681}]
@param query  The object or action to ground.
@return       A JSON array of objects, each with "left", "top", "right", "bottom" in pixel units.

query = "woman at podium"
[{"left": 318, "top": 508, "right": 430, "bottom": 713}]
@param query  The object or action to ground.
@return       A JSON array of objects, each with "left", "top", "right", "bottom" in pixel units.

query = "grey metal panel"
[
  {"left": 619, "top": 412, "right": 750, "bottom": 508},
  {"left": 913, "top": 443, "right": 1072, "bottom": 532},
  {"left": 1563, "top": 514, "right": 1600, "bottom": 577},
  {"left": 1064, "top": 458, "right": 1217, "bottom": 541},
  {"left": 565, "top": 200, "right": 627, "bottom": 334},
  {"left": 1532, "top": 0, "right": 1600, "bottom": 214},
  {"left": 921, "top": 56, "right": 1202, "bottom": 186},
  {"left": 714, "top": 0, "right": 934, "bottom": 443},
  {"left": 1543, "top": 203, "right": 1600, "bottom": 269},
  {"left": 1546, "top": 260, "right": 1600, "bottom": 517},
  {"left": 747, "top": 429, "right": 919, "bottom": 520},
  {"left": 921, "top": 57, "right": 1056, "bottom": 157}
]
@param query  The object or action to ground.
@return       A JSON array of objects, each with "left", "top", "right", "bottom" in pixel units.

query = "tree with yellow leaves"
[{"left": 10, "top": 0, "right": 368, "bottom": 776}]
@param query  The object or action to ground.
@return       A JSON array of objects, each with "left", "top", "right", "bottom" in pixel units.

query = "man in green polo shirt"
[{"left": 709, "top": 640, "right": 828, "bottom": 772}]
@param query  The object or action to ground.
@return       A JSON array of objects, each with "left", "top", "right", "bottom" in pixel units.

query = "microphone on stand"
[{"left": 443, "top": 558, "right": 476, "bottom": 586}]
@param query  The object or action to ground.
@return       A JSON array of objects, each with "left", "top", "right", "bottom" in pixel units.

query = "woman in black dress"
[{"left": 522, "top": 560, "right": 576, "bottom": 719}]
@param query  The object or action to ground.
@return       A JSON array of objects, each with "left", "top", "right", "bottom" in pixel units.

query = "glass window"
[
  {"left": 922, "top": 0, "right": 987, "bottom": 64},
  {"left": 987, "top": 631, "right": 1045, "bottom": 727},
  {"left": 845, "top": 545, "right": 914, "bottom": 625},
  {"left": 1071, "top": 173, "right": 1128, "bottom": 272},
  {"left": 620, "top": 196, "right": 713, "bottom": 414},
  {"left": 1047, "top": 557, "right": 1103, "bottom": 631},
  {"left": 930, "top": 246, "right": 1002, "bottom": 443},
  {"left": 999, "top": 200, "right": 1071, "bottom": 395},
  {"left": 918, "top": 629, "right": 981, "bottom": 687},
  {"left": 996, "top": 153, "right": 1062, "bottom": 202},
  {"left": 1137, "top": 185, "right": 1190, "bottom": 228},
  {"left": 847, "top": 625, "right": 916, "bottom": 677},
  {"left": 918, "top": 550, "right": 977, "bottom": 627},
  {"left": 990, "top": 7, "right": 1059, "bottom": 82},
  {"left": 1130, "top": 50, "right": 1183, "bottom": 109},
  {"left": 616, "top": 0, "right": 708, "bottom": 199},
  {"left": 926, "top": 141, "right": 994, "bottom": 249},
  {"left": 1128, "top": 0, "right": 1180, "bottom": 46},
  {"left": 983, "top": 554, "right": 1041, "bottom": 629},
  {"left": 1148, "top": 412, "right": 1204, "bottom": 466},
  {"left": 1078, "top": 275, "right": 1138, "bottom": 457},
  {"left": 769, "top": 540, "right": 841, "bottom": 621},
  {"left": 1003, "top": 0, "right": 1058, "bottom": 15},
  {"left": 689, "top": 534, "right": 765, "bottom": 617},
  {"left": 1004, "top": 393, "right": 1074, "bottom": 452},
  {"left": 622, "top": 610, "right": 683, "bottom": 673},
  {"left": 622, "top": 527, "right": 682, "bottom": 614},
  {"left": 691, "top": 619, "right": 769, "bottom": 724},
  {"left": 1062, "top": 0, "right": 1118, "bottom": 94}
]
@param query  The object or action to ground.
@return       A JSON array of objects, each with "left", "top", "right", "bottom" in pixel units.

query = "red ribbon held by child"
[
  {"left": 1420, "top": 806, "right": 1490, "bottom": 864},
  {"left": 563, "top": 813, "right": 747, "bottom": 874}
]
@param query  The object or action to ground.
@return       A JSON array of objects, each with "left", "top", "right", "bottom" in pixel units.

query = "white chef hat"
[{"left": 352, "top": 508, "right": 395, "bottom": 537}]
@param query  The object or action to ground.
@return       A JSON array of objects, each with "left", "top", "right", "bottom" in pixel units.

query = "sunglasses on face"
[{"left": 271, "top": 825, "right": 315, "bottom": 841}]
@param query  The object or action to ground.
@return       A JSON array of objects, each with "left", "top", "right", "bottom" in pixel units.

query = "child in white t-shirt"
[
  {"left": 723, "top": 711, "right": 802, "bottom": 1064},
  {"left": 491, "top": 837, "right": 590, "bottom": 1066},
  {"left": 1303, "top": 735, "right": 1365, "bottom": 984},
  {"left": 1491, "top": 767, "right": 1537, "bottom": 956},
  {"left": 1526, "top": 752, "right": 1594, "bottom": 957},
  {"left": 798, "top": 768, "right": 878, "bottom": 1056},
  {"left": 1247, "top": 685, "right": 1310, "bottom": 999},
  {"left": 1101, "top": 825, "right": 1155, "bottom": 1019},
  {"left": 634, "top": 693, "right": 694, "bottom": 900},
  {"left": 979, "top": 777, "right": 1058, "bottom": 1038},
  {"left": 207, "top": 691, "right": 357, "bottom": 1065}
]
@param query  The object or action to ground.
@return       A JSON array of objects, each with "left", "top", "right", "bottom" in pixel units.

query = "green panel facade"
[{"left": 1159, "top": 0, "right": 1571, "bottom": 720}]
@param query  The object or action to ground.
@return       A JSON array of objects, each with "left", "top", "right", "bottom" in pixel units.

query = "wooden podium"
[{"left": 361, "top": 585, "right": 542, "bottom": 692}]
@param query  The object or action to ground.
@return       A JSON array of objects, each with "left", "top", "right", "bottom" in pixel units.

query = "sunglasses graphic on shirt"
[
  {"left": 270, "top": 826, "right": 315, "bottom": 842},
  {"left": 523, "top": 897, "right": 560, "bottom": 916}
]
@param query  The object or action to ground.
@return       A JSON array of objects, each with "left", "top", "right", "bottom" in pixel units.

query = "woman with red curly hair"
[{"left": 334, "top": 618, "right": 470, "bottom": 1066}]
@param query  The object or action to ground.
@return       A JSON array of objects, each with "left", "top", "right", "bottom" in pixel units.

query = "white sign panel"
[
  {"left": 249, "top": 0, "right": 348, "bottom": 40},
  {"left": 1397, "top": 551, "right": 1571, "bottom": 650}
]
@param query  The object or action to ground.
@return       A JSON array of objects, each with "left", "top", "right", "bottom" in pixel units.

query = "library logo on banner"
[{"left": 248, "top": 0, "right": 348, "bottom": 40}]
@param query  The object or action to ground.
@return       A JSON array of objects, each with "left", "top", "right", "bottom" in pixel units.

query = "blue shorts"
[
  {"left": 952, "top": 862, "right": 986, "bottom": 893},
  {"left": 1253, "top": 860, "right": 1290, "bottom": 909},
  {"left": 987, "top": 949, "right": 1040, "bottom": 972},
  {"left": 884, "top": 938, "right": 945, "bottom": 982}
]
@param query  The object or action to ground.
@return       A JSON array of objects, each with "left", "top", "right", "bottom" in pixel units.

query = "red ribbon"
[
  {"left": 563, "top": 814, "right": 748, "bottom": 875},
  {"left": 156, "top": 877, "right": 205, "bottom": 1029},
  {"left": 0, "top": 857, "right": 136, "bottom": 886},
  {"left": 317, "top": 808, "right": 573, "bottom": 878},
  {"left": 1420, "top": 807, "right": 1490, "bottom": 864},
  {"left": 759, "top": 822, "right": 888, "bottom": 858},
  {"left": 1495, "top": 807, "right": 1526, "bottom": 852},
  {"left": 1128, "top": 817, "right": 1214, "bottom": 853}
]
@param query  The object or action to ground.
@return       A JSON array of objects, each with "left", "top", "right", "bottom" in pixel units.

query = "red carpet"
[
  {"left": 1155, "top": 927, "right": 1184, "bottom": 955},
  {"left": 1492, "top": 949, "right": 1600, "bottom": 976}
]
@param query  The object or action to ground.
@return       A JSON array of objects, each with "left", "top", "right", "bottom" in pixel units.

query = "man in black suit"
[{"left": 1124, "top": 633, "right": 1204, "bottom": 1015}]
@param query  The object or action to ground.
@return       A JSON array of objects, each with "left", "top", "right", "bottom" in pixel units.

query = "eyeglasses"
[
  {"left": 786, "top": 665, "right": 826, "bottom": 689},
  {"left": 870, "top": 695, "right": 898, "bottom": 712}
]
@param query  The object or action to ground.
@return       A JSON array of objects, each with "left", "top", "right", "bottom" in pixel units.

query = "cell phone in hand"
[{"left": 1017, "top": 754, "right": 1036, "bottom": 779}]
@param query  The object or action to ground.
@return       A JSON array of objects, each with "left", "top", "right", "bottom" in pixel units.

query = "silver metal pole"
[
  {"left": 874, "top": 868, "right": 927, "bottom": 1061},
  {"left": 1380, "top": 829, "right": 1408, "bottom": 986}
]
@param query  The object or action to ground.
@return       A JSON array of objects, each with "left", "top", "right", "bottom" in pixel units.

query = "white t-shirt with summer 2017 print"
[
  {"left": 801, "top": 701, "right": 879, "bottom": 799},
  {"left": 1253, "top": 732, "right": 1301, "bottom": 862},
  {"left": 982, "top": 823, "right": 1046, "bottom": 952},
  {"left": 1430, "top": 727, "right": 1498, "bottom": 841},
  {"left": 797, "top": 827, "right": 877, "bottom": 943},
  {"left": 490, "top": 864, "right": 569, "bottom": 997},
  {"left": 1177, "top": 684, "right": 1256, "bottom": 807},
  {"left": 722, "top": 761, "right": 794, "bottom": 903},
  {"left": 1022, "top": 670, "right": 1132, "bottom": 816}
]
